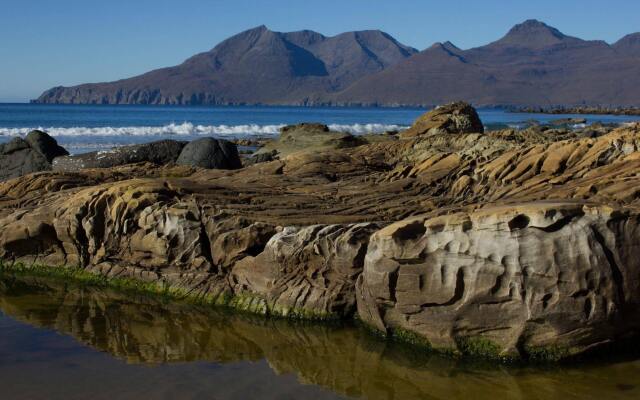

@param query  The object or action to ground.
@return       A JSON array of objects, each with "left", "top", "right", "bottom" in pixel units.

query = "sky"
[{"left": 1, "top": 0, "right": 639, "bottom": 102}]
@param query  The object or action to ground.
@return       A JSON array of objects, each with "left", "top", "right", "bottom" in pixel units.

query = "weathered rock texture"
[
  {"left": 357, "top": 203, "right": 640, "bottom": 357},
  {"left": 253, "top": 123, "right": 365, "bottom": 159},
  {"left": 0, "top": 130, "right": 68, "bottom": 182},
  {"left": 1, "top": 109, "right": 640, "bottom": 359},
  {"left": 400, "top": 101, "right": 484, "bottom": 138}
]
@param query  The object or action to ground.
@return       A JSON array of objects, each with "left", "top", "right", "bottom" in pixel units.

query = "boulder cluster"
[
  {"left": 1, "top": 102, "right": 639, "bottom": 360},
  {"left": 0, "top": 130, "right": 68, "bottom": 181},
  {"left": 0, "top": 135, "right": 242, "bottom": 181}
]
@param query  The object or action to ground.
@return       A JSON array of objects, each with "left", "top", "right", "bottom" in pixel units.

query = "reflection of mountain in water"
[{"left": 1, "top": 274, "right": 639, "bottom": 400}]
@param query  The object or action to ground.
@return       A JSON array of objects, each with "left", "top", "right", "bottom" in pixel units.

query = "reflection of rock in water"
[{"left": 1, "top": 274, "right": 640, "bottom": 400}]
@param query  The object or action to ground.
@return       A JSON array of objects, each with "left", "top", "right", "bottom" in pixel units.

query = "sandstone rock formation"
[
  {"left": 1, "top": 107, "right": 639, "bottom": 360},
  {"left": 0, "top": 130, "right": 68, "bottom": 182},
  {"left": 357, "top": 203, "right": 640, "bottom": 358},
  {"left": 253, "top": 123, "right": 365, "bottom": 160},
  {"left": 400, "top": 101, "right": 484, "bottom": 138}
]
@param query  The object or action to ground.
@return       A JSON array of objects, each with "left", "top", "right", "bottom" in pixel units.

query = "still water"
[{"left": 0, "top": 273, "right": 638, "bottom": 400}]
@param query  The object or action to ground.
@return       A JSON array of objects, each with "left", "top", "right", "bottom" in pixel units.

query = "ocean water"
[{"left": 0, "top": 103, "right": 639, "bottom": 154}]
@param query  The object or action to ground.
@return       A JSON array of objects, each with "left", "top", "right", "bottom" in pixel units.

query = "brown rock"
[
  {"left": 357, "top": 203, "right": 640, "bottom": 358},
  {"left": 253, "top": 123, "right": 366, "bottom": 159},
  {"left": 400, "top": 101, "right": 484, "bottom": 138},
  {"left": 230, "top": 223, "right": 378, "bottom": 318}
]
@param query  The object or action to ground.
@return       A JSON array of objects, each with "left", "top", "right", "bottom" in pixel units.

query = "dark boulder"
[
  {"left": 25, "top": 130, "right": 69, "bottom": 162},
  {"left": 52, "top": 140, "right": 186, "bottom": 171},
  {"left": 176, "top": 138, "right": 242, "bottom": 169},
  {"left": 0, "top": 131, "right": 68, "bottom": 182}
]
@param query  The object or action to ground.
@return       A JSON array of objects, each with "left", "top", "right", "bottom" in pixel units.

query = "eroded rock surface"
[
  {"left": 253, "top": 123, "right": 365, "bottom": 159},
  {"left": 357, "top": 203, "right": 640, "bottom": 357},
  {"left": 231, "top": 223, "right": 378, "bottom": 318},
  {"left": 400, "top": 101, "right": 484, "bottom": 138},
  {"left": 1, "top": 107, "right": 640, "bottom": 359}
]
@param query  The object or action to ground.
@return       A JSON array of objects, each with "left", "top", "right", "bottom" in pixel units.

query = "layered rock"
[
  {"left": 357, "top": 203, "right": 640, "bottom": 358},
  {"left": 252, "top": 123, "right": 366, "bottom": 160},
  {"left": 231, "top": 223, "right": 378, "bottom": 318},
  {"left": 1, "top": 109, "right": 640, "bottom": 360},
  {"left": 400, "top": 101, "right": 484, "bottom": 138}
]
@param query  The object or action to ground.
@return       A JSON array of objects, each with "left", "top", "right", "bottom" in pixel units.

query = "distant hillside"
[
  {"left": 35, "top": 20, "right": 640, "bottom": 107},
  {"left": 35, "top": 26, "right": 417, "bottom": 105}
]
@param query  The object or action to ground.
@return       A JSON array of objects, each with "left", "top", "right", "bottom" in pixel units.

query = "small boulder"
[
  {"left": 53, "top": 140, "right": 186, "bottom": 172},
  {"left": 0, "top": 131, "right": 68, "bottom": 182},
  {"left": 176, "top": 138, "right": 242, "bottom": 169},
  {"left": 401, "top": 101, "right": 484, "bottom": 138},
  {"left": 245, "top": 150, "right": 278, "bottom": 166}
]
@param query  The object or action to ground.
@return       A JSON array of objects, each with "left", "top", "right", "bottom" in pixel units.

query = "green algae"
[
  {"left": 389, "top": 327, "right": 433, "bottom": 350},
  {"left": 0, "top": 260, "right": 615, "bottom": 364},
  {"left": 455, "top": 336, "right": 516, "bottom": 361},
  {"left": 523, "top": 344, "right": 572, "bottom": 362},
  {"left": 0, "top": 260, "right": 338, "bottom": 322}
]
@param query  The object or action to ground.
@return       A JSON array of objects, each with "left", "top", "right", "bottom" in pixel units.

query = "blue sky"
[{"left": 1, "top": 0, "right": 639, "bottom": 102}]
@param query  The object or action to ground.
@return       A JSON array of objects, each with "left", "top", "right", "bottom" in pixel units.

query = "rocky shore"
[
  {"left": 1, "top": 102, "right": 640, "bottom": 361},
  {"left": 513, "top": 105, "right": 640, "bottom": 116}
]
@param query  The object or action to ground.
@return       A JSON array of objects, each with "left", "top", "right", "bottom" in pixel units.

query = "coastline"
[
  {"left": 510, "top": 106, "right": 640, "bottom": 116},
  {"left": 2, "top": 103, "right": 640, "bottom": 363}
]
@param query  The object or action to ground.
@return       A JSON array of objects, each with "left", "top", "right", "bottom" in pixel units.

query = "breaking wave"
[{"left": 0, "top": 122, "right": 407, "bottom": 138}]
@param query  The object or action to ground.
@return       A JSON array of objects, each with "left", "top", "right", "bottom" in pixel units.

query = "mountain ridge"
[{"left": 35, "top": 20, "right": 640, "bottom": 107}]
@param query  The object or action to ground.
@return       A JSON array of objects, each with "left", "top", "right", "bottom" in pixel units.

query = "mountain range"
[{"left": 34, "top": 20, "right": 640, "bottom": 107}]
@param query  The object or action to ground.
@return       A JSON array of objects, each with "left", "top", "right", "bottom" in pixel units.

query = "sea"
[{"left": 1, "top": 103, "right": 639, "bottom": 154}]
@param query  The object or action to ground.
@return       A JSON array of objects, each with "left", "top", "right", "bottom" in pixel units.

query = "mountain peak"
[
  {"left": 510, "top": 19, "right": 563, "bottom": 35},
  {"left": 615, "top": 32, "right": 640, "bottom": 46},
  {"left": 614, "top": 32, "right": 640, "bottom": 56},
  {"left": 493, "top": 19, "right": 577, "bottom": 49}
]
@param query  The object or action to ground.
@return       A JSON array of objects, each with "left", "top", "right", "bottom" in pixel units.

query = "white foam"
[
  {"left": 0, "top": 122, "right": 408, "bottom": 138},
  {"left": 328, "top": 123, "right": 406, "bottom": 134}
]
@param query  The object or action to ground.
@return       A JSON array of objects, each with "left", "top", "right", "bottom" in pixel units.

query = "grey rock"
[
  {"left": 25, "top": 130, "right": 69, "bottom": 162},
  {"left": 176, "top": 138, "right": 242, "bottom": 170},
  {"left": 245, "top": 150, "right": 278, "bottom": 166},
  {"left": 53, "top": 140, "right": 186, "bottom": 171},
  {"left": 0, "top": 131, "right": 68, "bottom": 181}
]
